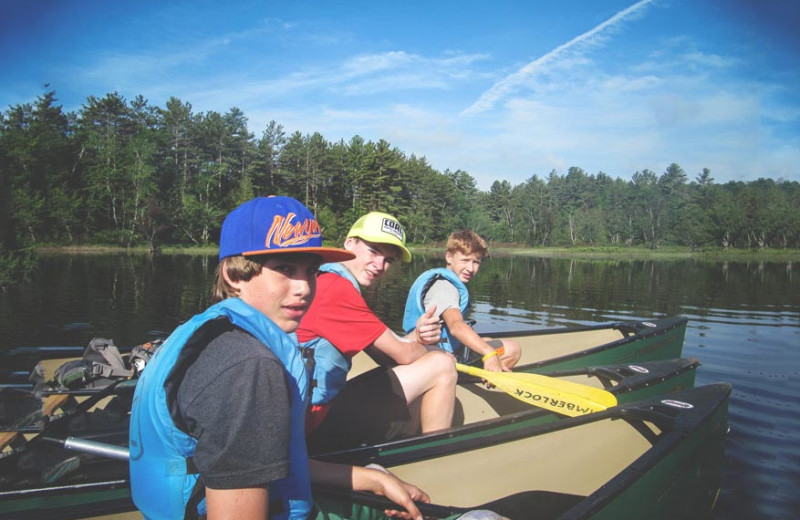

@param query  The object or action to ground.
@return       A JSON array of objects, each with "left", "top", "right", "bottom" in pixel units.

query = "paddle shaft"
[{"left": 43, "top": 435, "right": 130, "bottom": 460}]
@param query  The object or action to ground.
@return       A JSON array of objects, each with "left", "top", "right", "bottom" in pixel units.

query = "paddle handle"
[{"left": 43, "top": 436, "right": 130, "bottom": 461}]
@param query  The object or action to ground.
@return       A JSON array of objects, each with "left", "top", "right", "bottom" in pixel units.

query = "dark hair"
[{"left": 211, "top": 256, "right": 264, "bottom": 303}]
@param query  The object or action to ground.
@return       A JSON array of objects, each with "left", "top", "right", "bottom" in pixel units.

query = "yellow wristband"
[{"left": 482, "top": 347, "right": 504, "bottom": 362}]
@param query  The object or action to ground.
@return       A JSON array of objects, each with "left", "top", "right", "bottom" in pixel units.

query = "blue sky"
[{"left": 1, "top": 0, "right": 798, "bottom": 190}]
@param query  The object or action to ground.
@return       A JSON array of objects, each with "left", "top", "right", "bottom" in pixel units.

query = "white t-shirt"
[{"left": 423, "top": 278, "right": 461, "bottom": 318}]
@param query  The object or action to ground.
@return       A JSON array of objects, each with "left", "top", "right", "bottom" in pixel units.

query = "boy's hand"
[
  {"left": 363, "top": 464, "right": 429, "bottom": 520},
  {"left": 482, "top": 354, "right": 505, "bottom": 373},
  {"left": 481, "top": 346, "right": 509, "bottom": 374},
  {"left": 414, "top": 306, "right": 441, "bottom": 345}
]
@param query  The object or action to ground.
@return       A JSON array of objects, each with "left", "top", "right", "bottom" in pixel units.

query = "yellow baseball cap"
[{"left": 347, "top": 212, "right": 412, "bottom": 262}]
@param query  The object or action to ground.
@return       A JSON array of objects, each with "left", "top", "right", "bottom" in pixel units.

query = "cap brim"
[
  {"left": 243, "top": 247, "right": 355, "bottom": 263},
  {"left": 347, "top": 234, "right": 412, "bottom": 262},
  {"left": 398, "top": 245, "right": 412, "bottom": 263}
]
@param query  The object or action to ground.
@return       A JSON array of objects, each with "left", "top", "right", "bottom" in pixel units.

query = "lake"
[{"left": 1, "top": 252, "right": 798, "bottom": 519}]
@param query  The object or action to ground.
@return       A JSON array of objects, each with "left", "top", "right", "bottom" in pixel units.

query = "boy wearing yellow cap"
[{"left": 298, "top": 212, "right": 457, "bottom": 453}]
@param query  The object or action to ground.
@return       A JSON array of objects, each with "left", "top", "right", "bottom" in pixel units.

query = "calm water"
[{"left": 1, "top": 252, "right": 798, "bottom": 519}]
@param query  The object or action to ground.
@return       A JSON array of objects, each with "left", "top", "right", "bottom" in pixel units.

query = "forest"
[{"left": 2, "top": 89, "right": 799, "bottom": 254}]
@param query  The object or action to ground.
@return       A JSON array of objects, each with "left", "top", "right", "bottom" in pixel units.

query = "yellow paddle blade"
[{"left": 455, "top": 363, "right": 618, "bottom": 417}]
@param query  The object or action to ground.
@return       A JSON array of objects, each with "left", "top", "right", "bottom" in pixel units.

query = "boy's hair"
[
  {"left": 446, "top": 230, "right": 488, "bottom": 257},
  {"left": 211, "top": 255, "right": 265, "bottom": 303}
]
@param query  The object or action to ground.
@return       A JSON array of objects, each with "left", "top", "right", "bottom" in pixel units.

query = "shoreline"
[{"left": 29, "top": 244, "right": 800, "bottom": 262}]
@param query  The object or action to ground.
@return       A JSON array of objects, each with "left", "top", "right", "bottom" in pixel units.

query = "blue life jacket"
[
  {"left": 129, "top": 298, "right": 312, "bottom": 520},
  {"left": 301, "top": 263, "right": 360, "bottom": 406},
  {"left": 403, "top": 268, "right": 470, "bottom": 356}
]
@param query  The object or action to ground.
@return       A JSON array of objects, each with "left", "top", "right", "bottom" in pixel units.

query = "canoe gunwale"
[
  {"left": 476, "top": 315, "right": 687, "bottom": 341},
  {"left": 312, "top": 382, "right": 728, "bottom": 468}
]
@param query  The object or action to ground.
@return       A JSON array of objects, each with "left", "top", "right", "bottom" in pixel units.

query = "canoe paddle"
[{"left": 455, "top": 363, "right": 617, "bottom": 417}]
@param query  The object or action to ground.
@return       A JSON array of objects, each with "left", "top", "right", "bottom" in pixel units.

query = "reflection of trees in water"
[
  {"left": 2, "top": 253, "right": 796, "bottom": 349},
  {"left": 2, "top": 254, "right": 218, "bottom": 348},
  {"left": 371, "top": 256, "right": 799, "bottom": 327}
]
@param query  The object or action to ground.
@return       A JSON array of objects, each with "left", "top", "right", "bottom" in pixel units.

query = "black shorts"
[{"left": 307, "top": 367, "right": 416, "bottom": 454}]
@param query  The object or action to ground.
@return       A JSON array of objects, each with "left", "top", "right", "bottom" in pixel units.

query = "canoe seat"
[{"left": 479, "top": 490, "right": 584, "bottom": 520}]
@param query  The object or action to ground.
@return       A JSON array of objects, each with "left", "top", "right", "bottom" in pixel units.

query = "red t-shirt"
[
  {"left": 297, "top": 272, "right": 387, "bottom": 352},
  {"left": 297, "top": 271, "right": 387, "bottom": 431}
]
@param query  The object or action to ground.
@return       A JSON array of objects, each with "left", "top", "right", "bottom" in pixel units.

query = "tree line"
[{"left": 2, "top": 89, "right": 798, "bottom": 253}]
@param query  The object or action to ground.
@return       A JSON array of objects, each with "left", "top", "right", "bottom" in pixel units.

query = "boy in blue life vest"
[
  {"left": 403, "top": 230, "right": 521, "bottom": 372},
  {"left": 130, "top": 196, "right": 430, "bottom": 520}
]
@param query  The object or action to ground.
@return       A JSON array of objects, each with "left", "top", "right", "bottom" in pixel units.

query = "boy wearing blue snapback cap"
[{"left": 130, "top": 197, "right": 430, "bottom": 520}]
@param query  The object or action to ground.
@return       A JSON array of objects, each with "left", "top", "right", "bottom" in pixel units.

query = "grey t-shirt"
[
  {"left": 176, "top": 328, "right": 291, "bottom": 490},
  {"left": 423, "top": 279, "right": 461, "bottom": 318}
]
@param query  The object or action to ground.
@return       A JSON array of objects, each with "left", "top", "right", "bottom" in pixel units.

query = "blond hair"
[{"left": 446, "top": 230, "right": 488, "bottom": 258}]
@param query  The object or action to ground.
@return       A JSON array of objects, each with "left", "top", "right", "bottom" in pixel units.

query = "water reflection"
[{"left": 0, "top": 253, "right": 798, "bottom": 519}]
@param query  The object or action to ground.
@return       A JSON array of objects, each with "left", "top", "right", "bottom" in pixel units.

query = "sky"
[{"left": 1, "top": 0, "right": 798, "bottom": 190}]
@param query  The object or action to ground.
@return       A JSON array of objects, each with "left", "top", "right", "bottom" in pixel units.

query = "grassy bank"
[
  {"left": 29, "top": 244, "right": 800, "bottom": 262},
  {"left": 498, "top": 246, "right": 799, "bottom": 262}
]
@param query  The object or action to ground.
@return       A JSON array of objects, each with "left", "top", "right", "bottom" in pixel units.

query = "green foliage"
[
  {"left": 0, "top": 246, "right": 37, "bottom": 290},
  {"left": 1, "top": 87, "right": 798, "bottom": 251}
]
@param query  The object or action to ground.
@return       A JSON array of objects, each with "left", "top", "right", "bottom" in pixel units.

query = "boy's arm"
[
  {"left": 370, "top": 306, "right": 440, "bottom": 365},
  {"left": 206, "top": 487, "right": 268, "bottom": 520},
  {"left": 309, "top": 459, "right": 428, "bottom": 520},
  {"left": 440, "top": 308, "right": 506, "bottom": 372}
]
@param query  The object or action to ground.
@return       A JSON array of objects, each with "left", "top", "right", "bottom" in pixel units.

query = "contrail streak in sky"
[{"left": 461, "top": 0, "right": 659, "bottom": 117}]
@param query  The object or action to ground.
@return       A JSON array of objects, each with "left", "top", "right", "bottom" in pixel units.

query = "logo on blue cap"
[{"left": 266, "top": 212, "right": 322, "bottom": 248}]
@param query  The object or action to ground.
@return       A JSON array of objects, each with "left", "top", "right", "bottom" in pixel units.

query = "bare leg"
[
  {"left": 498, "top": 338, "right": 521, "bottom": 370},
  {"left": 391, "top": 350, "right": 457, "bottom": 433}
]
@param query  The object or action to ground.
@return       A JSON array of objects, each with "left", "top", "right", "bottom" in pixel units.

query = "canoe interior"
[
  {"left": 388, "top": 414, "right": 658, "bottom": 507},
  {"left": 349, "top": 318, "right": 687, "bottom": 379},
  {"left": 1, "top": 356, "right": 128, "bottom": 456},
  {"left": 349, "top": 326, "right": 627, "bottom": 379},
  {"left": 317, "top": 383, "right": 730, "bottom": 520},
  {"left": 515, "top": 328, "right": 625, "bottom": 366}
]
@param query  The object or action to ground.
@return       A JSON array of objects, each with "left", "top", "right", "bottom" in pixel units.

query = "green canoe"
[{"left": 0, "top": 357, "right": 702, "bottom": 520}]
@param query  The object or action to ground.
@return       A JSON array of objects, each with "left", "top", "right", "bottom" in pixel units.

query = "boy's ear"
[
  {"left": 222, "top": 264, "right": 243, "bottom": 291},
  {"left": 445, "top": 251, "right": 453, "bottom": 265},
  {"left": 344, "top": 237, "right": 358, "bottom": 251}
]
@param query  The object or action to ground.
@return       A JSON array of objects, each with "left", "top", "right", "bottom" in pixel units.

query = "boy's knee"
[
  {"left": 500, "top": 338, "right": 520, "bottom": 354},
  {"left": 423, "top": 350, "right": 457, "bottom": 383}
]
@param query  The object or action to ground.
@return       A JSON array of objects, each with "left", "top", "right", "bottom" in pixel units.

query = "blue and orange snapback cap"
[{"left": 219, "top": 196, "right": 354, "bottom": 262}]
